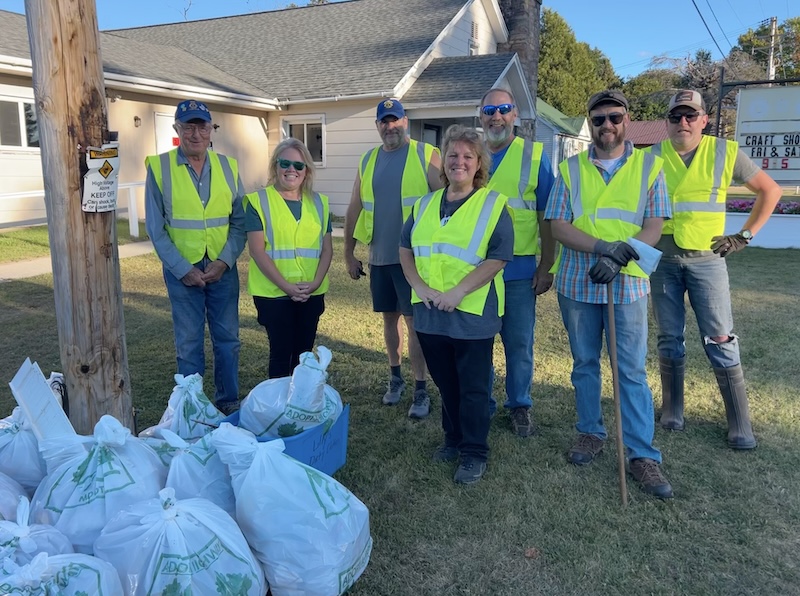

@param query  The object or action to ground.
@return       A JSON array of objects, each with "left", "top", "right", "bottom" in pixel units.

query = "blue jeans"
[
  {"left": 163, "top": 259, "right": 240, "bottom": 404},
  {"left": 557, "top": 294, "right": 661, "bottom": 462},
  {"left": 498, "top": 279, "right": 536, "bottom": 409},
  {"left": 650, "top": 255, "right": 739, "bottom": 369}
]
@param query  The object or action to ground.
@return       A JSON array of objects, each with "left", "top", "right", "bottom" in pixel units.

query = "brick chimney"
[{"left": 497, "top": 0, "right": 542, "bottom": 138}]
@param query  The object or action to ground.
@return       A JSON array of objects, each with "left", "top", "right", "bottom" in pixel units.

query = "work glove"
[
  {"left": 589, "top": 256, "right": 621, "bottom": 285},
  {"left": 594, "top": 240, "right": 640, "bottom": 266},
  {"left": 711, "top": 233, "right": 749, "bottom": 258}
]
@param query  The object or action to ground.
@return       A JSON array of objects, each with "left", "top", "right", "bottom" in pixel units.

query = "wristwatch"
[{"left": 740, "top": 229, "right": 753, "bottom": 242}]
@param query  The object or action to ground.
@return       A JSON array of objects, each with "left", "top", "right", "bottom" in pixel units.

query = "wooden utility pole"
[{"left": 24, "top": 0, "right": 133, "bottom": 434}]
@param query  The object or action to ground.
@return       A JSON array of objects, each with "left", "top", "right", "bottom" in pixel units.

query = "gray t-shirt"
[
  {"left": 369, "top": 144, "right": 411, "bottom": 266},
  {"left": 658, "top": 148, "right": 760, "bottom": 258},
  {"left": 400, "top": 191, "right": 514, "bottom": 340}
]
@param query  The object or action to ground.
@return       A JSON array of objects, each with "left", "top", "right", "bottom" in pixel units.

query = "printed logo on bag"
[
  {"left": 305, "top": 467, "right": 352, "bottom": 518},
  {"left": 44, "top": 446, "right": 136, "bottom": 512},
  {"left": 339, "top": 539, "right": 373, "bottom": 593},
  {"left": 52, "top": 562, "right": 106, "bottom": 594}
]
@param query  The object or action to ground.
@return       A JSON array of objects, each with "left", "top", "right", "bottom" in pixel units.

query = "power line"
[
  {"left": 704, "top": 0, "right": 735, "bottom": 50},
  {"left": 689, "top": 0, "right": 737, "bottom": 74},
  {"left": 724, "top": 0, "right": 746, "bottom": 28}
]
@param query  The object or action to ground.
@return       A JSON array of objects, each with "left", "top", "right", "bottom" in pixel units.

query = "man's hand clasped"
[
  {"left": 590, "top": 240, "right": 640, "bottom": 285},
  {"left": 710, "top": 233, "right": 749, "bottom": 258}
]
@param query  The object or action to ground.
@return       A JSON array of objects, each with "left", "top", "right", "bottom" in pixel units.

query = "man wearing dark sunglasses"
[
  {"left": 145, "top": 99, "right": 246, "bottom": 416},
  {"left": 546, "top": 89, "right": 674, "bottom": 499},
  {"left": 479, "top": 88, "right": 555, "bottom": 438},
  {"left": 647, "top": 89, "right": 781, "bottom": 450},
  {"left": 344, "top": 98, "right": 443, "bottom": 419}
]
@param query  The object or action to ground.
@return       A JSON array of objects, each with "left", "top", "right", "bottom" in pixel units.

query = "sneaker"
[
  {"left": 217, "top": 400, "right": 240, "bottom": 417},
  {"left": 628, "top": 458, "right": 674, "bottom": 499},
  {"left": 567, "top": 433, "right": 605, "bottom": 466},
  {"left": 407, "top": 389, "right": 431, "bottom": 419},
  {"left": 453, "top": 458, "right": 487, "bottom": 485},
  {"left": 432, "top": 444, "right": 459, "bottom": 462},
  {"left": 382, "top": 375, "right": 405, "bottom": 405},
  {"left": 510, "top": 407, "right": 533, "bottom": 437}
]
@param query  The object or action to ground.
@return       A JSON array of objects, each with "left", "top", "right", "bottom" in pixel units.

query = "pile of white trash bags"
[{"left": 0, "top": 347, "right": 371, "bottom": 595}]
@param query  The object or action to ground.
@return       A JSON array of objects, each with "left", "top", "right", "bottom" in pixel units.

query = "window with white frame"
[
  {"left": 0, "top": 98, "right": 39, "bottom": 149},
  {"left": 281, "top": 114, "right": 325, "bottom": 166}
]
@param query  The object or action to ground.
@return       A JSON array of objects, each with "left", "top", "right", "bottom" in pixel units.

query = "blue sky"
[{"left": 0, "top": 0, "right": 794, "bottom": 79}]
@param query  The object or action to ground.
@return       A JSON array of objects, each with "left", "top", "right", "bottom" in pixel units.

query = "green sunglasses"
[{"left": 277, "top": 158, "right": 306, "bottom": 171}]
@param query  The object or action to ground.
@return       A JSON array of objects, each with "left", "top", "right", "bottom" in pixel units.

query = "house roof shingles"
[
  {"left": 626, "top": 120, "right": 668, "bottom": 146},
  {"left": 108, "top": 0, "right": 467, "bottom": 100},
  {"left": 401, "top": 54, "right": 516, "bottom": 105},
  {"left": 535, "top": 98, "right": 586, "bottom": 137}
]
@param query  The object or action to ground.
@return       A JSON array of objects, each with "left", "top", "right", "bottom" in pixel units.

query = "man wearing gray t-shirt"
[
  {"left": 344, "top": 98, "right": 443, "bottom": 418},
  {"left": 648, "top": 90, "right": 781, "bottom": 450}
]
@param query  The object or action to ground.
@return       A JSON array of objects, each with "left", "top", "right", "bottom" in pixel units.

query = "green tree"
[
  {"left": 538, "top": 8, "right": 618, "bottom": 116},
  {"left": 735, "top": 17, "right": 800, "bottom": 79},
  {"left": 622, "top": 69, "right": 681, "bottom": 120}
]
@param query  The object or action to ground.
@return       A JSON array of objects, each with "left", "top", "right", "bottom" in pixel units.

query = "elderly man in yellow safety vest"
[{"left": 145, "top": 99, "right": 246, "bottom": 415}]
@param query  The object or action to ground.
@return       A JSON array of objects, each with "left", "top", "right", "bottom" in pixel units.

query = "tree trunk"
[{"left": 24, "top": 0, "right": 133, "bottom": 434}]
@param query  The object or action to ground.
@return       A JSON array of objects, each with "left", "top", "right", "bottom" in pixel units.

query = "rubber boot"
[
  {"left": 713, "top": 365, "right": 757, "bottom": 450},
  {"left": 659, "top": 356, "right": 685, "bottom": 431}
]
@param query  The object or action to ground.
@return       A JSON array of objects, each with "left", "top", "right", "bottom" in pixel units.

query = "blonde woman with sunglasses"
[{"left": 244, "top": 138, "right": 333, "bottom": 378}]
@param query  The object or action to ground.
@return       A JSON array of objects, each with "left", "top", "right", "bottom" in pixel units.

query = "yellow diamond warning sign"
[
  {"left": 98, "top": 160, "right": 114, "bottom": 179},
  {"left": 82, "top": 143, "right": 120, "bottom": 213}
]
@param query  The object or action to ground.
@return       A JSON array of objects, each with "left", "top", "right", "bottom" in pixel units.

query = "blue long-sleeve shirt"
[{"left": 145, "top": 147, "right": 246, "bottom": 280}]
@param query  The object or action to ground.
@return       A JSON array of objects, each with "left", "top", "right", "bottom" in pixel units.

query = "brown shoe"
[
  {"left": 510, "top": 407, "right": 534, "bottom": 437},
  {"left": 628, "top": 458, "right": 674, "bottom": 499},
  {"left": 567, "top": 433, "right": 604, "bottom": 466}
]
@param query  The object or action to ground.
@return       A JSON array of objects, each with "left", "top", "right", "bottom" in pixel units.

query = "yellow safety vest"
[
  {"left": 145, "top": 149, "right": 238, "bottom": 263},
  {"left": 486, "top": 137, "right": 543, "bottom": 255},
  {"left": 353, "top": 139, "right": 438, "bottom": 244},
  {"left": 647, "top": 135, "right": 737, "bottom": 250},
  {"left": 410, "top": 187, "right": 507, "bottom": 316},
  {"left": 556, "top": 149, "right": 663, "bottom": 279},
  {"left": 245, "top": 186, "right": 330, "bottom": 298}
]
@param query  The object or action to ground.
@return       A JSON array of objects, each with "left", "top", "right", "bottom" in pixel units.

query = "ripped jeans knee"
[{"left": 703, "top": 334, "right": 740, "bottom": 369}]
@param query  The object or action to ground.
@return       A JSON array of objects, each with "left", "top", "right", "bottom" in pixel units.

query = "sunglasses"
[
  {"left": 481, "top": 103, "right": 515, "bottom": 116},
  {"left": 277, "top": 159, "right": 306, "bottom": 171},
  {"left": 667, "top": 111, "right": 702, "bottom": 124},
  {"left": 590, "top": 113, "right": 625, "bottom": 127}
]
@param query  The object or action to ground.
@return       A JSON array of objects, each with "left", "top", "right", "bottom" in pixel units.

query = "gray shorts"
[{"left": 369, "top": 263, "right": 412, "bottom": 316}]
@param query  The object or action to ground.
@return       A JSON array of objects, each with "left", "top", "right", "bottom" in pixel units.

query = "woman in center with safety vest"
[
  {"left": 245, "top": 138, "right": 333, "bottom": 378},
  {"left": 399, "top": 125, "right": 514, "bottom": 485}
]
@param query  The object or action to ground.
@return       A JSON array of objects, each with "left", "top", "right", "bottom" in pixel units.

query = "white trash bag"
[
  {"left": 0, "top": 551, "right": 122, "bottom": 595},
  {"left": 0, "top": 408, "right": 47, "bottom": 496},
  {"left": 162, "top": 429, "right": 236, "bottom": 518},
  {"left": 139, "top": 373, "right": 226, "bottom": 440},
  {"left": 240, "top": 346, "right": 343, "bottom": 439},
  {"left": 0, "top": 496, "right": 73, "bottom": 566},
  {"left": 94, "top": 487, "right": 266, "bottom": 596},
  {"left": 213, "top": 423, "right": 372, "bottom": 596},
  {"left": 0, "top": 471, "right": 26, "bottom": 522},
  {"left": 30, "top": 415, "right": 166, "bottom": 553}
]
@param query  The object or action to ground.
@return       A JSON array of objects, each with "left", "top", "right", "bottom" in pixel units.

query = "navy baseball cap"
[
  {"left": 175, "top": 99, "right": 212, "bottom": 123},
  {"left": 376, "top": 98, "right": 405, "bottom": 120},
  {"left": 587, "top": 90, "right": 629, "bottom": 113}
]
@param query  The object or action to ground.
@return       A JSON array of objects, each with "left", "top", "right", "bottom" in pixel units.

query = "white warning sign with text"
[{"left": 82, "top": 143, "right": 120, "bottom": 213}]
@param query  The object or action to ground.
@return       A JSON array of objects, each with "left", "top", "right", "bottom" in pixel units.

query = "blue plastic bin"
[{"left": 222, "top": 404, "right": 349, "bottom": 476}]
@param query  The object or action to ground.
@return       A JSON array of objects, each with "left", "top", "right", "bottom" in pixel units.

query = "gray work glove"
[
  {"left": 594, "top": 240, "right": 639, "bottom": 267},
  {"left": 589, "top": 256, "right": 621, "bottom": 285}
]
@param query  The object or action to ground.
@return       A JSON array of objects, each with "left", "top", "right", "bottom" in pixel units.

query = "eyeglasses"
[
  {"left": 277, "top": 158, "right": 306, "bottom": 171},
  {"left": 481, "top": 103, "right": 515, "bottom": 116},
  {"left": 590, "top": 113, "right": 625, "bottom": 127},
  {"left": 667, "top": 111, "right": 702, "bottom": 124},
  {"left": 178, "top": 123, "right": 212, "bottom": 135}
]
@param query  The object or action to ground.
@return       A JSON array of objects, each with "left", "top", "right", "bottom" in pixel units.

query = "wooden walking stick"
[{"left": 606, "top": 289, "right": 628, "bottom": 507}]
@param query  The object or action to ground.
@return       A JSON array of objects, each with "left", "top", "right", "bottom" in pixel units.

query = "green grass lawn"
[
  {"left": 0, "top": 218, "right": 147, "bottom": 264},
  {"left": 1, "top": 240, "right": 799, "bottom": 595}
]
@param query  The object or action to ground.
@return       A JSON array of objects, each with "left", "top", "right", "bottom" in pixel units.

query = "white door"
[{"left": 154, "top": 112, "right": 179, "bottom": 154}]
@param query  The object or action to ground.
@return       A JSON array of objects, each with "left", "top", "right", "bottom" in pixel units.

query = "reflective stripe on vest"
[
  {"left": 647, "top": 135, "right": 736, "bottom": 249},
  {"left": 246, "top": 186, "right": 330, "bottom": 298},
  {"left": 486, "top": 137, "right": 544, "bottom": 255},
  {"left": 353, "top": 139, "right": 435, "bottom": 244},
  {"left": 410, "top": 188, "right": 507, "bottom": 316},
  {"left": 146, "top": 149, "right": 238, "bottom": 263},
  {"left": 557, "top": 149, "right": 663, "bottom": 279}
]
